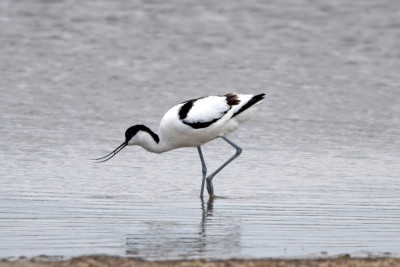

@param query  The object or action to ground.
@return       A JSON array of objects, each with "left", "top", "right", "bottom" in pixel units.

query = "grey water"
[{"left": 1, "top": 0, "right": 400, "bottom": 260}]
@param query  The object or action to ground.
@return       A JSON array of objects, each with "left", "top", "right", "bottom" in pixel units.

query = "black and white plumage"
[{"left": 93, "top": 93, "right": 266, "bottom": 198}]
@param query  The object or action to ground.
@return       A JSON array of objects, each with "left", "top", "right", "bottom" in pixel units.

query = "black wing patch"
[
  {"left": 182, "top": 118, "right": 221, "bottom": 129},
  {"left": 179, "top": 100, "right": 195, "bottom": 120}
]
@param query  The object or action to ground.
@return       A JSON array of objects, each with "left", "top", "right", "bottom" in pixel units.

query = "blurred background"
[{"left": 1, "top": 0, "right": 399, "bottom": 260}]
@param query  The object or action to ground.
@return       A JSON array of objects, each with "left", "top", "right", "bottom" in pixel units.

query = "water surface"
[{"left": 1, "top": 0, "right": 400, "bottom": 260}]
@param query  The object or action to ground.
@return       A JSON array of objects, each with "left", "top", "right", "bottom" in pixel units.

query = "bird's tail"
[
  {"left": 232, "top": 93, "right": 266, "bottom": 118},
  {"left": 251, "top": 93, "right": 266, "bottom": 104}
]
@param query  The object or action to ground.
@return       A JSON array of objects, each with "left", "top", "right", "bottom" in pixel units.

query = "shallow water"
[{"left": 1, "top": 0, "right": 400, "bottom": 260}]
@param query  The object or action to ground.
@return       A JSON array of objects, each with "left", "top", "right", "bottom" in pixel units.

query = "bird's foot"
[{"left": 206, "top": 177, "right": 214, "bottom": 198}]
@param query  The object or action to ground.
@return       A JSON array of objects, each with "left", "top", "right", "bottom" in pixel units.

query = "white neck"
[{"left": 132, "top": 130, "right": 169, "bottom": 154}]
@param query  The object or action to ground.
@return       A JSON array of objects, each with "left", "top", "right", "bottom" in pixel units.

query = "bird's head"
[
  {"left": 124, "top": 125, "right": 150, "bottom": 145},
  {"left": 92, "top": 125, "right": 158, "bottom": 163}
]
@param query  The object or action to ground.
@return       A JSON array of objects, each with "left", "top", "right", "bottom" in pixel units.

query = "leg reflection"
[{"left": 200, "top": 197, "right": 214, "bottom": 237}]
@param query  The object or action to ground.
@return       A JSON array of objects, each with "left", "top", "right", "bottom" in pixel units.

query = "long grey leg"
[
  {"left": 197, "top": 146, "right": 207, "bottom": 198},
  {"left": 206, "top": 136, "right": 242, "bottom": 197}
]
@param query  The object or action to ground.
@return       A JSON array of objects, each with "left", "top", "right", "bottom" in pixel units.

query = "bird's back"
[{"left": 157, "top": 93, "right": 265, "bottom": 150}]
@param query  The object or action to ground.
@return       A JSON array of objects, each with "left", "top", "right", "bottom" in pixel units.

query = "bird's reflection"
[
  {"left": 125, "top": 198, "right": 240, "bottom": 259},
  {"left": 200, "top": 197, "right": 214, "bottom": 237}
]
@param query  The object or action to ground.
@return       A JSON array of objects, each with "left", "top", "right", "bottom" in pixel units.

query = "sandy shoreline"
[{"left": 1, "top": 256, "right": 399, "bottom": 267}]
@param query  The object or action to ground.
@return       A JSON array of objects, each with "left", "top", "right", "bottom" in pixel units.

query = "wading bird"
[{"left": 92, "top": 93, "right": 265, "bottom": 198}]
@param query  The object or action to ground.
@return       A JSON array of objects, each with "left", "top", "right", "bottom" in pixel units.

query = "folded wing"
[{"left": 179, "top": 94, "right": 240, "bottom": 129}]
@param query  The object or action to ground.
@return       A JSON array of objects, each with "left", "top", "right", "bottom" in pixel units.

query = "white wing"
[
  {"left": 178, "top": 93, "right": 265, "bottom": 129},
  {"left": 187, "top": 96, "right": 229, "bottom": 122},
  {"left": 179, "top": 95, "right": 233, "bottom": 128}
]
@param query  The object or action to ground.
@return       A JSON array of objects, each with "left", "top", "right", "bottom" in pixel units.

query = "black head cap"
[{"left": 125, "top": 125, "right": 159, "bottom": 143}]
